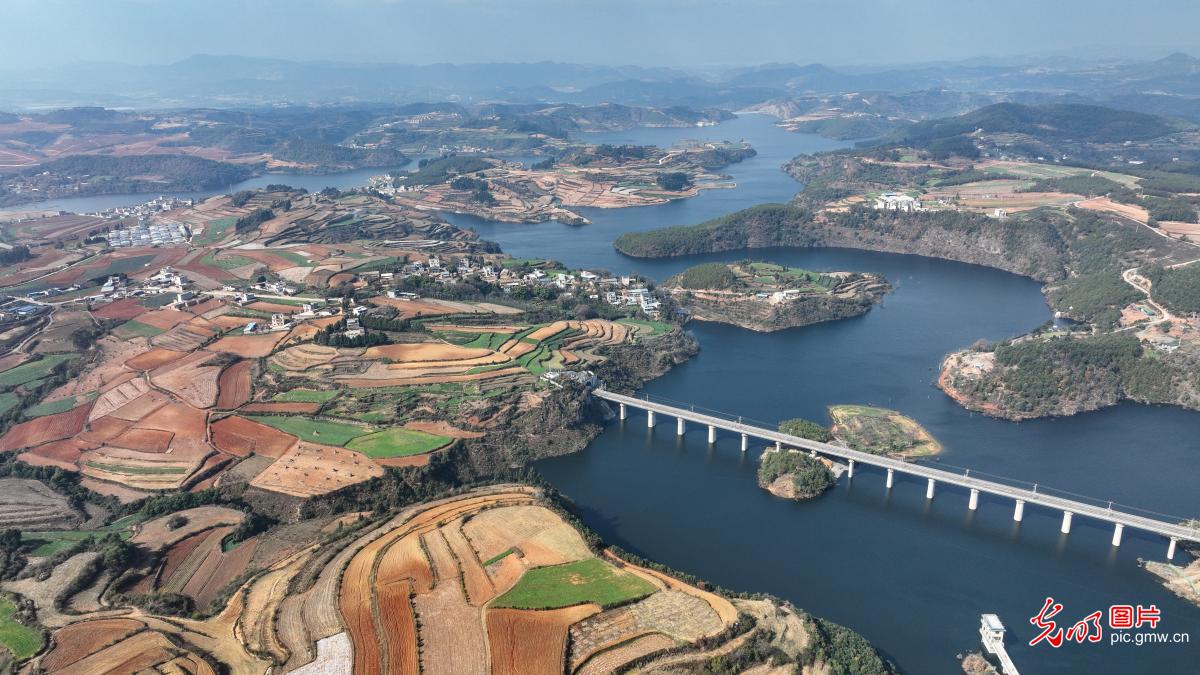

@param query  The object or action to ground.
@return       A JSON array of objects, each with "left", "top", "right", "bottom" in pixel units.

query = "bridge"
[{"left": 592, "top": 389, "right": 1200, "bottom": 558}]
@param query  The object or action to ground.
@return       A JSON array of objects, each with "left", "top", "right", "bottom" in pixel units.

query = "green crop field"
[
  {"left": 272, "top": 389, "right": 338, "bottom": 403},
  {"left": 246, "top": 415, "right": 370, "bottom": 446},
  {"left": 22, "top": 514, "right": 142, "bottom": 557},
  {"left": 0, "top": 393, "right": 20, "bottom": 416},
  {"left": 491, "top": 558, "right": 657, "bottom": 609},
  {"left": 0, "top": 354, "right": 75, "bottom": 387},
  {"left": 272, "top": 250, "right": 312, "bottom": 266},
  {"left": 112, "top": 319, "right": 165, "bottom": 338},
  {"left": 0, "top": 596, "right": 42, "bottom": 661},
  {"left": 618, "top": 318, "right": 673, "bottom": 337},
  {"left": 200, "top": 251, "right": 256, "bottom": 270},
  {"left": 195, "top": 217, "right": 237, "bottom": 245},
  {"left": 23, "top": 392, "right": 96, "bottom": 419},
  {"left": 346, "top": 427, "right": 450, "bottom": 458}
]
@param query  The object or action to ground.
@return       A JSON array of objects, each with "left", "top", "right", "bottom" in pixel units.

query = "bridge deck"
[{"left": 595, "top": 389, "right": 1200, "bottom": 544}]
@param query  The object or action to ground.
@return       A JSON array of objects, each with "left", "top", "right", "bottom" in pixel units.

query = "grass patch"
[
  {"left": 484, "top": 548, "right": 515, "bottom": 566},
  {"left": 272, "top": 250, "right": 312, "bottom": 266},
  {"left": 200, "top": 250, "right": 257, "bottom": 271},
  {"left": 195, "top": 217, "right": 237, "bottom": 245},
  {"left": 137, "top": 293, "right": 178, "bottom": 308},
  {"left": 112, "top": 319, "right": 164, "bottom": 338},
  {"left": 23, "top": 392, "right": 96, "bottom": 419},
  {"left": 492, "top": 558, "right": 656, "bottom": 609},
  {"left": 617, "top": 318, "right": 673, "bottom": 337},
  {"left": 0, "top": 354, "right": 75, "bottom": 387},
  {"left": 245, "top": 415, "right": 370, "bottom": 446},
  {"left": 0, "top": 596, "right": 42, "bottom": 661},
  {"left": 346, "top": 427, "right": 450, "bottom": 458},
  {"left": 272, "top": 389, "right": 338, "bottom": 403}
]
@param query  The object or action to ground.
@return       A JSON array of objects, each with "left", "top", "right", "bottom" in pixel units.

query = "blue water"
[{"left": 456, "top": 116, "right": 1200, "bottom": 674}]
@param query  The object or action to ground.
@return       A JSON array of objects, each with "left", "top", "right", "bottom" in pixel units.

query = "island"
[
  {"left": 829, "top": 404, "right": 942, "bottom": 458},
  {"left": 665, "top": 261, "right": 890, "bottom": 332}
]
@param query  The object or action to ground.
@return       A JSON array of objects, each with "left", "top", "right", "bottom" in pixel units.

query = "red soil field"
[
  {"left": 215, "top": 360, "right": 252, "bottom": 410},
  {"left": 207, "top": 333, "right": 285, "bottom": 358},
  {"left": 135, "top": 402, "right": 207, "bottom": 444},
  {"left": 374, "top": 454, "right": 432, "bottom": 468},
  {"left": 110, "top": 427, "right": 174, "bottom": 453},
  {"left": 377, "top": 580, "right": 419, "bottom": 673},
  {"left": 0, "top": 403, "right": 91, "bottom": 452},
  {"left": 133, "top": 308, "right": 192, "bottom": 331},
  {"left": 210, "top": 416, "right": 298, "bottom": 458},
  {"left": 77, "top": 416, "right": 134, "bottom": 444},
  {"left": 124, "top": 348, "right": 188, "bottom": 371},
  {"left": 40, "top": 618, "right": 146, "bottom": 672},
  {"left": 247, "top": 301, "right": 302, "bottom": 314},
  {"left": 18, "top": 437, "right": 96, "bottom": 470},
  {"left": 105, "top": 391, "right": 170, "bottom": 422},
  {"left": 487, "top": 605, "right": 600, "bottom": 675},
  {"left": 91, "top": 298, "right": 146, "bottom": 321}
]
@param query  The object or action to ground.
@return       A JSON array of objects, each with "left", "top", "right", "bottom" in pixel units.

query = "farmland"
[
  {"left": 492, "top": 557, "right": 656, "bottom": 609},
  {"left": 0, "top": 596, "right": 42, "bottom": 661},
  {"left": 344, "top": 427, "right": 450, "bottom": 458}
]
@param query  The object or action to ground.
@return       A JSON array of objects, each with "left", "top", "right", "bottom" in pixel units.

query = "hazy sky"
[{"left": 2, "top": 0, "right": 1198, "bottom": 69}]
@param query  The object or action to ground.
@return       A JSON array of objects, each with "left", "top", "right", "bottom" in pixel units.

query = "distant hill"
[{"left": 886, "top": 103, "right": 1186, "bottom": 146}]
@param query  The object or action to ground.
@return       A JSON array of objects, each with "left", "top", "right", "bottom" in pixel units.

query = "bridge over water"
[{"left": 592, "top": 389, "right": 1200, "bottom": 558}]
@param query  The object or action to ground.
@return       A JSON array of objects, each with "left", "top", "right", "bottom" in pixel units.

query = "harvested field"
[
  {"left": 577, "top": 633, "right": 678, "bottom": 675},
  {"left": 1077, "top": 196, "right": 1150, "bottom": 224},
  {"left": 568, "top": 591, "right": 723, "bottom": 670},
  {"left": 150, "top": 322, "right": 215, "bottom": 352},
  {"left": 338, "top": 366, "right": 528, "bottom": 388},
  {"left": 124, "top": 347, "right": 188, "bottom": 371},
  {"left": 250, "top": 442, "right": 384, "bottom": 498},
  {"left": 363, "top": 342, "right": 496, "bottom": 363},
  {"left": 207, "top": 332, "right": 285, "bottom": 358},
  {"left": 104, "top": 390, "right": 170, "bottom": 422},
  {"left": 414, "top": 529, "right": 488, "bottom": 674},
  {"left": 443, "top": 520, "right": 494, "bottom": 605},
  {"left": 271, "top": 343, "right": 339, "bottom": 371},
  {"left": 0, "top": 403, "right": 91, "bottom": 452},
  {"left": 150, "top": 352, "right": 221, "bottom": 409},
  {"left": 132, "top": 506, "right": 245, "bottom": 550},
  {"left": 215, "top": 360, "right": 252, "bottom": 410},
  {"left": 0, "top": 478, "right": 80, "bottom": 530},
  {"left": 210, "top": 415, "right": 297, "bottom": 458},
  {"left": 247, "top": 301, "right": 302, "bottom": 314},
  {"left": 488, "top": 605, "right": 600, "bottom": 675},
  {"left": 88, "top": 377, "right": 151, "bottom": 420},
  {"left": 78, "top": 477, "right": 151, "bottom": 503},
  {"left": 405, "top": 420, "right": 484, "bottom": 438},
  {"left": 80, "top": 447, "right": 199, "bottom": 491},
  {"left": 133, "top": 308, "right": 192, "bottom": 331},
  {"left": 462, "top": 504, "right": 592, "bottom": 567},
  {"left": 39, "top": 618, "right": 145, "bottom": 672},
  {"left": 51, "top": 628, "right": 176, "bottom": 675}
]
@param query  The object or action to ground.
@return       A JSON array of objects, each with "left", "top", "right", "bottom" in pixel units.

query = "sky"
[{"left": 1, "top": 0, "right": 1198, "bottom": 70}]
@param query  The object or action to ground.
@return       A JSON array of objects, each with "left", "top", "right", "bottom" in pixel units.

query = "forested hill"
[{"left": 884, "top": 102, "right": 1189, "bottom": 147}]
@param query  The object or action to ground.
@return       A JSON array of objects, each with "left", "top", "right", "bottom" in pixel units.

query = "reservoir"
[
  {"left": 450, "top": 115, "right": 1200, "bottom": 673},
  {"left": 11, "top": 113, "right": 1198, "bottom": 672}
]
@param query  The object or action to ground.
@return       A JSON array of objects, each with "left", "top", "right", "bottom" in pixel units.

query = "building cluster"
[
  {"left": 106, "top": 219, "right": 188, "bottom": 248},
  {"left": 873, "top": 192, "right": 924, "bottom": 212},
  {"left": 95, "top": 196, "right": 193, "bottom": 220},
  {"left": 0, "top": 297, "right": 50, "bottom": 324},
  {"left": 362, "top": 255, "right": 663, "bottom": 318}
]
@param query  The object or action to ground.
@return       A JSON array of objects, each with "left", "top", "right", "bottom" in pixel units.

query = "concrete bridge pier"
[
  {"left": 676, "top": 417, "right": 685, "bottom": 436},
  {"left": 1112, "top": 523, "right": 1124, "bottom": 547},
  {"left": 885, "top": 468, "right": 895, "bottom": 489},
  {"left": 618, "top": 403, "right": 627, "bottom": 420},
  {"left": 740, "top": 434, "right": 748, "bottom": 452},
  {"left": 847, "top": 459, "right": 855, "bottom": 478},
  {"left": 1168, "top": 537, "right": 1178, "bottom": 560},
  {"left": 1013, "top": 500, "right": 1025, "bottom": 522},
  {"left": 925, "top": 478, "right": 936, "bottom": 500},
  {"left": 1061, "top": 511, "right": 1073, "bottom": 534},
  {"left": 647, "top": 410, "right": 656, "bottom": 428},
  {"left": 774, "top": 441, "right": 781, "bottom": 452},
  {"left": 969, "top": 489, "right": 979, "bottom": 511},
  {"left": 707, "top": 425, "right": 716, "bottom": 444}
]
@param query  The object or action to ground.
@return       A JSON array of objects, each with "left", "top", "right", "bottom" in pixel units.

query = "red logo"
[{"left": 1030, "top": 597, "right": 1163, "bottom": 648}]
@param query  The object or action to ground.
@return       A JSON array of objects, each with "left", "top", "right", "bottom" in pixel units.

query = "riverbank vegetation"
[{"left": 829, "top": 405, "right": 941, "bottom": 457}]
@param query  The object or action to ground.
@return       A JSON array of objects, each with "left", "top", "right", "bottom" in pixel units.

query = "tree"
[{"left": 778, "top": 418, "right": 833, "bottom": 443}]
